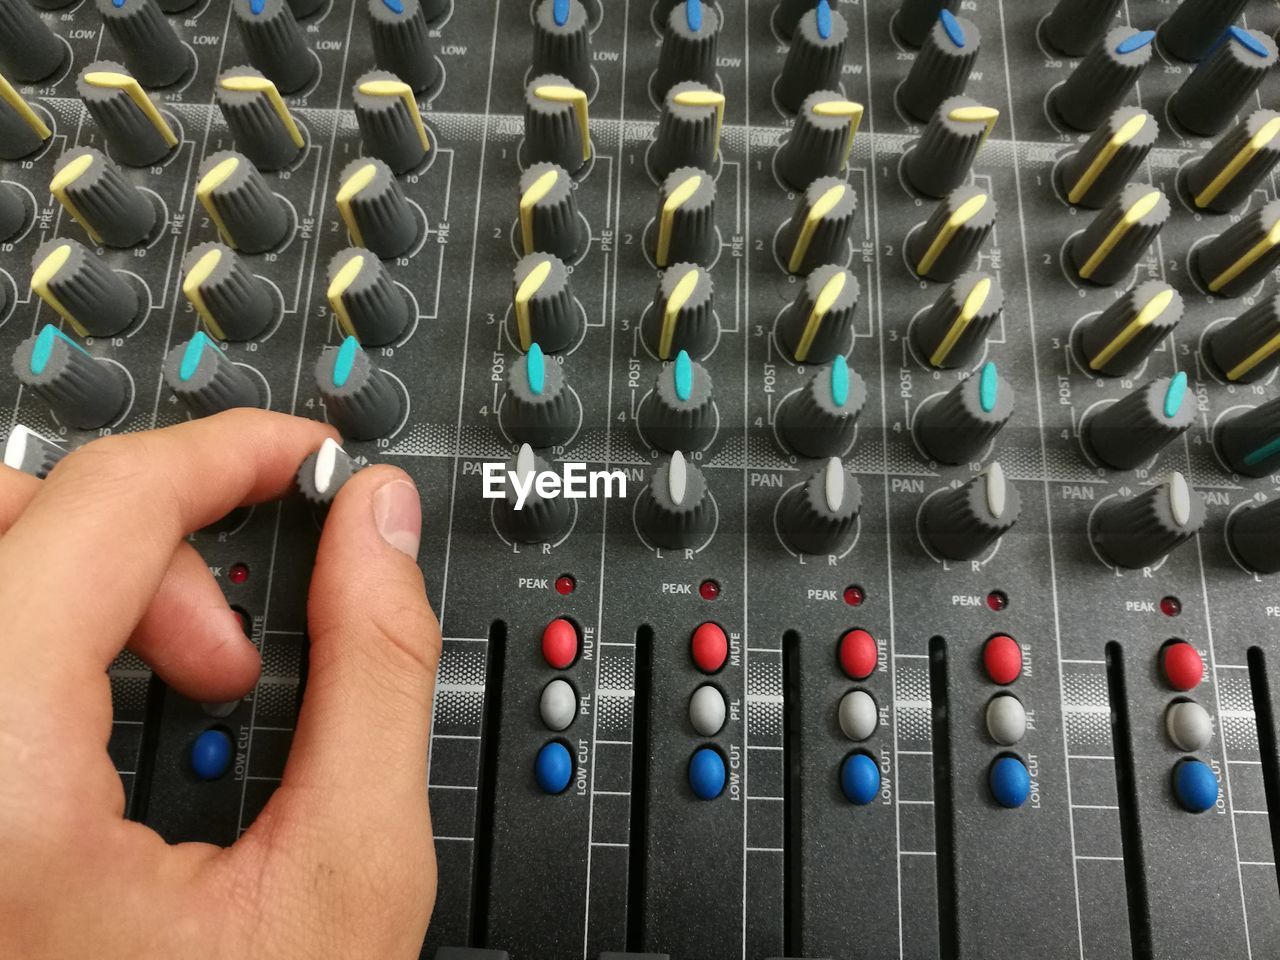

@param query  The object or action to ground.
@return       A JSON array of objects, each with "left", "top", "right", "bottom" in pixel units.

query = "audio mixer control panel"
[{"left": 2, "top": 0, "right": 1280, "bottom": 957}]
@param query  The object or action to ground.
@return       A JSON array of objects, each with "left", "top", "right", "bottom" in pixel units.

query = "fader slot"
[{"left": 1248, "top": 647, "right": 1280, "bottom": 914}]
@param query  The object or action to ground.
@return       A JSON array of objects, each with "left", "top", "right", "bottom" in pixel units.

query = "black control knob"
[
  {"left": 525, "top": 74, "right": 592, "bottom": 174},
  {"left": 1079, "top": 279, "right": 1183, "bottom": 377},
  {"left": 639, "top": 349, "right": 715, "bottom": 453},
  {"left": 513, "top": 252, "right": 579, "bottom": 354},
  {"left": 297, "top": 438, "right": 358, "bottom": 508},
  {"left": 13, "top": 325, "right": 126, "bottom": 429},
  {"left": 78, "top": 62, "right": 177, "bottom": 167},
  {"left": 326, "top": 247, "right": 412, "bottom": 346},
  {"left": 163, "top": 332, "right": 263, "bottom": 418},
  {"left": 1186, "top": 110, "right": 1280, "bottom": 215},
  {"left": 917, "top": 361, "right": 1014, "bottom": 465},
  {"left": 1169, "top": 28, "right": 1277, "bottom": 138},
  {"left": 1228, "top": 498, "right": 1280, "bottom": 575},
  {"left": 907, "top": 185, "right": 995, "bottom": 283},
  {"left": 1086, "top": 373, "right": 1195, "bottom": 470},
  {"left": 497, "top": 444, "right": 572, "bottom": 544},
  {"left": 780, "top": 457, "right": 862, "bottom": 555},
  {"left": 0, "top": 73, "right": 52, "bottom": 159},
  {"left": 653, "top": 166, "right": 716, "bottom": 269},
  {"left": 778, "top": 355, "right": 866, "bottom": 458},
  {"left": 353, "top": 71, "right": 431, "bottom": 174},
  {"left": 531, "top": 0, "right": 592, "bottom": 93},
  {"left": 1058, "top": 107, "right": 1158, "bottom": 209},
  {"left": 29, "top": 237, "right": 139, "bottom": 338},
  {"left": 655, "top": 0, "right": 720, "bottom": 99},
  {"left": 637, "top": 450, "right": 714, "bottom": 550},
  {"left": 0, "top": 0, "right": 66, "bottom": 82},
  {"left": 336, "top": 156, "right": 418, "bottom": 260},
  {"left": 777, "top": 91, "right": 864, "bottom": 191},
  {"left": 1070, "top": 182, "right": 1168, "bottom": 286},
  {"left": 0, "top": 181, "right": 24, "bottom": 241},
  {"left": 906, "top": 96, "right": 999, "bottom": 199},
  {"left": 1042, "top": 0, "right": 1124, "bottom": 58},
  {"left": 1092, "top": 472, "right": 1206, "bottom": 568},
  {"left": 921, "top": 461, "right": 1020, "bottom": 561},
  {"left": 1158, "top": 0, "right": 1250, "bottom": 63},
  {"left": 503, "top": 342, "right": 578, "bottom": 448},
  {"left": 653, "top": 82, "right": 723, "bottom": 181},
  {"left": 779, "top": 177, "right": 856, "bottom": 276},
  {"left": 216, "top": 67, "right": 305, "bottom": 172},
  {"left": 96, "top": 0, "right": 187, "bottom": 88},
  {"left": 775, "top": 0, "right": 842, "bottom": 41},
  {"left": 367, "top": 0, "right": 441, "bottom": 95},
  {"left": 50, "top": 146, "right": 156, "bottom": 248},
  {"left": 315, "top": 336, "right": 403, "bottom": 441},
  {"left": 899, "top": 11, "right": 980, "bottom": 123},
  {"left": 895, "top": 0, "right": 957, "bottom": 49},
  {"left": 646, "top": 263, "right": 715, "bottom": 360},
  {"left": 196, "top": 150, "right": 289, "bottom": 255},
  {"left": 779, "top": 264, "right": 859, "bottom": 364},
  {"left": 1053, "top": 27, "right": 1155, "bottom": 132},
  {"left": 912, "top": 270, "right": 1003, "bottom": 369},
  {"left": 233, "top": 0, "right": 315, "bottom": 95},
  {"left": 518, "top": 161, "right": 586, "bottom": 261},
  {"left": 2, "top": 424, "right": 65, "bottom": 479},
  {"left": 1206, "top": 294, "right": 1280, "bottom": 384},
  {"left": 181, "top": 242, "right": 277, "bottom": 342},
  {"left": 1193, "top": 198, "right": 1280, "bottom": 298},
  {"left": 777, "top": 1, "right": 849, "bottom": 114},
  {"left": 1218, "top": 397, "right": 1280, "bottom": 478}
]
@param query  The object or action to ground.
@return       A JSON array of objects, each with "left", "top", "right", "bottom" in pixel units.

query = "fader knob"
[
  {"left": 1086, "top": 373, "right": 1195, "bottom": 470},
  {"left": 1228, "top": 498, "right": 1280, "bottom": 574},
  {"left": 899, "top": 11, "right": 980, "bottom": 123},
  {"left": 1053, "top": 28, "right": 1155, "bottom": 132},
  {"left": 196, "top": 151, "right": 289, "bottom": 255},
  {"left": 163, "top": 332, "right": 264, "bottom": 418},
  {"left": 779, "top": 265, "right": 859, "bottom": 364},
  {"left": 531, "top": 0, "right": 593, "bottom": 92},
  {"left": 50, "top": 147, "right": 156, "bottom": 248},
  {"left": 653, "top": 82, "right": 723, "bottom": 180},
  {"left": 0, "top": 181, "right": 24, "bottom": 241},
  {"left": 0, "top": 73, "right": 52, "bottom": 159},
  {"left": 916, "top": 361, "right": 1014, "bottom": 465},
  {"left": 353, "top": 72, "right": 431, "bottom": 174},
  {"left": 638, "top": 350, "right": 715, "bottom": 453},
  {"left": 779, "top": 177, "right": 856, "bottom": 276},
  {"left": 778, "top": 356, "right": 866, "bottom": 459},
  {"left": 498, "top": 444, "right": 572, "bottom": 544},
  {"left": 1158, "top": 0, "right": 1250, "bottom": 63},
  {"left": 1092, "top": 472, "right": 1206, "bottom": 568},
  {"left": 13, "top": 325, "right": 126, "bottom": 430},
  {"left": 315, "top": 337, "right": 404, "bottom": 441},
  {"left": 326, "top": 247, "right": 411, "bottom": 346},
  {"left": 912, "top": 271, "right": 1003, "bottom": 369},
  {"left": 182, "top": 242, "right": 277, "bottom": 342},
  {"left": 1080, "top": 280, "right": 1183, "bottom": 377},
  {"left": 907, "top": 185, "right": 995, "bottom": 283},
  {"left": 216, "top": 67, "right": 305, "bottom": 172},
  {"left": 1186, "top": 111, "right": 1280, "bottom": 215},
  {"left": 2, "top": 425, "right": 65, "bottom": 480},
  {"left": 78, "top": 63, "right": 177, "bottom": 168},
  {"left": 1041, "top": 0, "right": 1124, "bottom": 58},
  {"left": 513, "top": 253, "right": 579, "bottom": 354},
  {"left": 895, "top": 0, "right": 957, "bottom": 48},
  {"left": 780, "top": 457, "right": 862, "bottom": 555},
  {"left": 96, "top": 0, "right": 187, "bottom": 88},
  {"left": 777, "top": 1, "right": 849, "bottom": 114},
  {"left": 921, "top": 462, "right": 1020, "bottom": 561},
  {"left": 504, "top": 343, "right": 578, "bottom": 448},
  {"left": 775, "top": 0, "right": 842, "bottom": 40},
  {"left": 1193, "top": 198, "right": 1280, "bottom": 298},
  {"left": 637, "top": 450, "right": 715, "bottom": 550},
  {"left": 367, "top": 0, "right": 441, "bottom": 95},
  {"left": 647, "top": 263, "right": 715, "bottom": 360},
  {"left": 519, "top": 162, "right": 586, "bottom": 261},
  {"left": 1206, "top": 294, "right": 1280, "bottom": 384},
  {"left": 1169, "top": 28, "right": 1277, "bottom": 138},
  {"left": 1058, "top": 108, "right": 1158, "bottom": 209},
  {"left": 777, "top": 91, "right": 864, "bottom": 191},
  {"left": 297, "top": 438, "right": 358, "bottom": 508},
  {"left": 1217, "top": 397, "right": 1280, "bottom": 478},
  {"left": 337, "top": 157, "right": 418, "bottom": 260},
  {"left": 525, "top": 75, "right": 591, "bottom": 174},
  {"left": 655, "top": 0, "right": 720, "bottom": 99},
  {"left": 0, "top": 0, "right": 66, "bottom": 82},
  {"left": 653, "top": 167, "right": 716, "bottom": 268},
  {"left": 1069, "top": 183, "right": 1168, "bottom": 286},
  {"left": 906, "top": 97, "right": 998, "bottom": 199},
  {"left": 233, "top": 0, "right": 315, "bottom": 95},
  {"left": 30, "top": 238, "right": 138, "bottom": 338}
]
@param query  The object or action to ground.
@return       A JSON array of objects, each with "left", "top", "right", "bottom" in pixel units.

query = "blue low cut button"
[
  {"left": 989, "top": 755, "right": 1031, "bottom": 808},
  {"left": 191, "top": 728, "right": 232, "bottom": 781},
  {"left": 535, "top": 741, "right": 573, "bottom": 794},
  {"left": 1173, "top": 759, "right": 1219, "bottom": 813},
  {"left": 840, "top": 752, "right": 879, "bottom": 805},
  {"left": 689, "top": 747, "right": 726, "bottom": 800}
]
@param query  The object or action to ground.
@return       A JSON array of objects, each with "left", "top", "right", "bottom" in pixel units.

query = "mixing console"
[{"left": 3, "top": 0, "right": 1280, "bottom": 957}]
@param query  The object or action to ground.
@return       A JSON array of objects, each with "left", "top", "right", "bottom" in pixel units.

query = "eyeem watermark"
[{"left": 482, "top": 458, "right": 628, "bottom": 510}]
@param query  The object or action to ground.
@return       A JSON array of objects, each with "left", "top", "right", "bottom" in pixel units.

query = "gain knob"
[
  {"left": 780, "top": 457, "right": 862, "bottom": 555},
  {"left": 315, "top": 336, "right": 404, "bottom": 441},
  {"left": 0, "top": 72, "right": 52, "bottom": 159},
  {"left": 921, "top": 461, "right": 1020, "bottom": 561},
  {"left": 216, "top": 67, "right": 305, "bottom": 172},
  {"left": 912, "top": 271, "right": 1004, "bottom": 369},
  {"left": 655, "top": 0, "right": 720, "bottom": 99},
  {"left": 519, "top": 162, "right": 586, "bottom": 261},
  {"left": 653, "top": 83, "right": 723, "bottom": 181},
  {"left": 30, "top": 237, "right": 139, "bottom": 338},
  {"left": 906, "top": 97, "right": 999, "bottom": 199},
  {"left": 647, "top": 263, "right": 715, "bottom": 360},
  {"left": 326, "top": 247, "right": 412, "bottom": 346},
  {"left": 1169, "top": 28, "right": 1277, "bottom": 138},
  {"left": 1092, "top": 472, "right": 1206, "bottom": 568},
  {"left": 1079, "top": 280, "right": 1183, "bottom": 377},
  {"left": 297, "top": 437, "right": 358, "bottom": 508},
  {"left": 503, "top": 342, "right": 578, "bottom": 448},
  {"left": 353, "top": 72, "right": 432, "bottom": 174},
  {"left": 778, "top": 355, "right": 866, "bottom": 458},
  {"left": 496, "top": 444, "right": 572, "bottom": 544},
  {"left": 525, "top": 75, "right": 591, "bottom": 174},
  {"left": 1186, "top": 111, "right": 1280, "bottom": 215},
  {"left": 50, "top": 146, "right": 156, "bottom": 248},
  {"left": 1086, "top": 372, "right": 1195, "bottom": 470},
  {"left": 367, "top": 0, "right": 441, "bottom": 95},
  {"left": 778, "top": 177, "right": 857, "bottom": 276},
  {"left": 1228, "top": 498, "right": 1280, "bottom": 575},
  {"left": 895, "top": 0, "right": 958, "bottom": 49},
  {"left": 13, "top": 325, "right": 126, "bottom": 430},
  {"left": 777, "top": 91, "right": 864, "bottom": 191},
  {"left": 1053, "top": 27, "right": 1155, "bottom": 132},
  {"left": 96, "top": 0, "right": 188, "bottom": 88},
  {"left": 1217, "top": 397, "right": 1280, "bottom": 478},
  {"left": 777, "top": 1, "right": 849, "bottom": 114},
  {"left": 196, "top": 151, "right": 289, "bottom": 255},
  {"left": 336, "top": 157, "right": 418, "bottom": 260},
  {"left": 916, "top": 361, "right": 1014, "bottom": 465},
  {"left": 637, "top": 450, "right": 715, "bottom": 550},
  {"left": 1193, "top": 198, "right": 1280, "bottom": 298},
  {"left": 1042, "top": 0, "right": 1124, "bottom": 58},
  {"left": 907, "top": 185, "right": 996, "bottom": 283},
  {"left": 531, "top": 0, "right": 593, "bottom": 93},
  {"left": 1069, "top": 183, "right": 1168, "bottom": 286},
  {"left": 182, "top": 242, "right": 277, "bottom": 342},
  {"left": 233, "top": 0, "right": 315, "bottom": 95},
  {"left": 1058, "top": 107, "right": 1158, "bottom": 209},
  {"left": 899, "top": 11, "right": 980, "bottom": 123},
  {"left": 3, "top": 425, "right": 66, "bottom": 480},
  {"left": 653, "top": 166, "right": 716, "bottom": 268},
  {"left": 163, "top": 332, "right": 264, "bottom": 418},
  {"left": 779, "top": 264, "right": 859, "bottom": 364},
  {"left": 1159, "top": 0, "right": 1250, "bottom": 63},
  {"left": 0, "top": 0, "right": 66, "bottom": 82},
  {"left": 78, "top": 63, "right": 177, "bottom": 168},
  {"left": 638, "top": 349, "right": 715, "bottom": 453},
  {"left": 1206, "top": 294, "right": 1280, "bottom": 384}
]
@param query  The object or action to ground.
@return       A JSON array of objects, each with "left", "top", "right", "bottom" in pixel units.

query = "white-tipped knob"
[
  {"left": 1169, "top": 471, "right": 1191, "bottom": 527},
  {"left": 313, "top": 437, "right": 343, "bottom": 495},
  {"left": 3, "top": 425, "right": 32, "bottom": 470},
  {"left": 824, "top": 457, "right": 844, "bottom": 512},
  {"left": 669, "top": 450, "right": 688, "bottom": 505},
  {"left": 986, "top": 461, "right": 1007, "bottom": 518},
  {"left": 516, "top": 442, "right": 537, "bottom": 481}
]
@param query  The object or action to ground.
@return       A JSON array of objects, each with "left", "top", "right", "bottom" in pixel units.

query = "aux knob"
[
  {"left": 1092, "top": 472, "right": 1205, "bottom": 568},
  {"left": 655, "top": 0, "right": 720, "bottom": 99},
  {"left": 1159, "top": 0, "right": 1251, "bottom": 63},
  {"left": 780, "top": 457, "right": 862, "bottom": 555},
  {"left": 532, "top": 0, "right": 593, "bottom": 93},
  {"left": 916, "top": 361, "right": 1013, "bottom": 465},
  {"left": 647, "top": 263, "right": 715, "bottom": 360},
  {"left": 637, "top": 450, "right": 715, "bottom": 550},
  {"left": 182, "top": 242, "right": 277, "bottom": 342},
  {"left": 0, "top": 72, "right": 52, "bottom": 160},
  {"left": 912, "top": 271, "right": 1003, "bottom": 370},
  {"left": 196, "top": 151, "right": 289, "bottom": 255},
  {"left": 1053, "top": 27, "right": 1155, "bottom": 132},
  {"left": 336, "top": 157, "right": 418, "bottom": 260},
  {"left": 3, "top": 425, "right": 66, "bottom": 480},
  {"left": 922, "top": 461, "right": 1020, "bottom": 561},
  {"left": 907, "top": 185, "right": 995, "bottom": 283},
  {"left": 778, "top": 355, "right": 866, "bottom": 459},
  {"left": 513, "top": 253, "right": 579, "bottom": 354},
  {"left": 216, "top": 67, "right": 305, "bottom": 172},
  {"left": 13, "top": 325, "right": 126, "bottom": 430},
  {"left": 1058, "top": 108, "right": 1159, "bottom": 209},
  {"left": 895, "top": 0, "right": 958, "bottom": 48},
  {"left": 1228, "top": 498, "right": 1280, "bottom": 575},
  {"left": 367, "top": 0, "right": 441, "bottom": 95},
  {"left": 777, "top": 1, "right": 849, "bottom": 114},
  {"left": 77, "top": 63, "right": 177, "bottom": 168},
  {"left": 1041, "top": 0, "right": 1124, "bottom": 58},
  {"left": 1070, "top": 183, "right": 1168, "bottom": 286},
  {"left": 779, "top": 265, "right": 859, "bottom": 365},
  {"left": 1206, "top": 294, "right": 1280, "bottom": 384},
  {"left": 1194, "top": 198, "right": 1280, "bottom": 299},
  {"left": 0, "top": 0, "right": 65, "bottom": 83},
  {"left": 639, "top": 349, "right": 716, "bottom": 453},
  {"left": 353, "top": 72, "right": 432, "bottom": 174},
  {"left": 899, "top": 11, "right": 980, "bottom": 123},
  {"left": 1186, "top": 111, "right": 1280, "bottom": 216},
  {"left": 653, "top": 166, "right": 716, "bottom": 268},
  {"left": 315, "top": 337, "right": 403, "bottom": 441},
  {"left": 163, "top": 332, "right": 264, "bottom": 419},
  {"left": 30, "top": 238, "right": 139, "bottom": 339},
  {"left": 503, "top": 342, "right": 579, "bottom": 448},
  {"left": 1086, "top": 373, "right": 1195, "bottom": 471},
  {"left": 50, "top": 147, "right": 156, "bottom": 249},
  {"left": 234, "top": 0, "right": 315, "bottom": 95},
  {"left": 779, "top": 177, "right": 857, "bottom": 276},
  {"left": 498, "top": 443, "right": 572, "bottom": 544},
  {"left": 297, "top": 438, "right": 358, "bottom": 508},
  {"left": 777, "top": 91, "right": 864, "bottom": 191},
  {"left": 1169, "top": 28, "right": 1277, "bottom": 138},
  {"left": 326, "top": 247, "right": 412, "bottom": 346},
  {"left": 1079, "top": 280, "right": 1183, "bottom": 377},
  {"left": 1217, "top": 397, "right": 1280, "bottom": 478},
  {"left": 525, "top": 75, "right": 592, "bottom": 174},
  {"left": 95, "top": 0, "right": 187, "bottom": 88},
  {"left": 653, "top": 82, "right": 724, "bottom": 181},
  {"left": 906, "top": 97, "right": 999, "bottom": 199},
  {"left": 519, "top": 162, "right": 587, "bottom": 261}
]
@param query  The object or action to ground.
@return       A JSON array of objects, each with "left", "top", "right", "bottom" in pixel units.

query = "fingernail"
[{"left": 373, "top": 479, "right": 421, "bottom": 559}]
